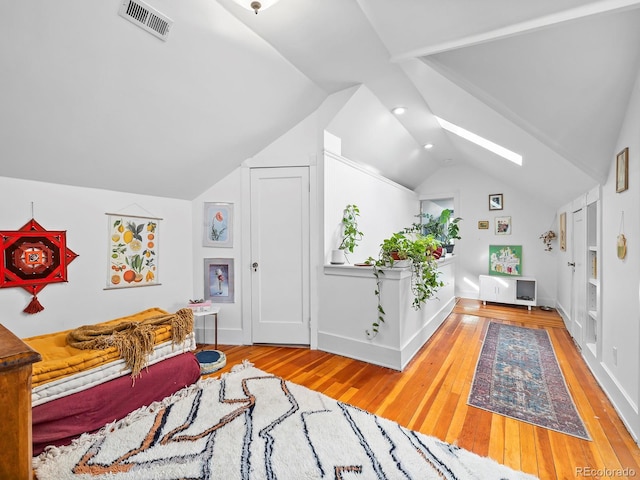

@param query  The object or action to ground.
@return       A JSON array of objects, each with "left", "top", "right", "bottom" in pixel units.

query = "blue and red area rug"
[{"left": 468, "top": 322, "right": 590, "bottom": 440}]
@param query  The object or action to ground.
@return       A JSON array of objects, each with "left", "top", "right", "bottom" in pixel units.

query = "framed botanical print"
[
  {"left": 616, "top": 147, "right": 629, "bottom": 193},
  {"left": 203, "top": 203, "right": 233, "bottom": 247},
  {"left": 107, "top": 214, "right": 160, "bottom": 289},
  {"left": 489, "top": 194, "right": 503, "bottom": 210}
]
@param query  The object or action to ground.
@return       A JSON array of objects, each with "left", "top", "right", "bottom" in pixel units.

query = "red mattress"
[{"left": 32, "top": 351, "right": 201, "bottom": 456}]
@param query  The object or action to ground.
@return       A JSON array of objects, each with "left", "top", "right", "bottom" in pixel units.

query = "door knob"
[
  {"left": 567, "top": 262, "right": 575, "bottom": 267},
  {"left": 252, "top": 262, "right": 258, "bottom": 272}
]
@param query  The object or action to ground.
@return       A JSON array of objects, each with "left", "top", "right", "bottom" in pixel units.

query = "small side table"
[{"left": 192, "top": 306, "right": 221, "bottom": 348}]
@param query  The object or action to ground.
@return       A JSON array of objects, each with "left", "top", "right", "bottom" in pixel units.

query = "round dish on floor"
[{"left": 195, "top": 349, "right": 227, "bottom": 375}]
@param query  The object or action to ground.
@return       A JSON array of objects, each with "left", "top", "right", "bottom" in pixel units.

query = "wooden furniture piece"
[
  {"left": 479, "top": 274, "right": 537, "bottom": 310},
  {"left": 0, "top": 324, "right": 41, "bottom": 480}
]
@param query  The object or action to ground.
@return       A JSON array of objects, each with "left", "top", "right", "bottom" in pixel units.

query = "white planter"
[{"left": 330, "top": 249, "right": 345, "bottom": 264}]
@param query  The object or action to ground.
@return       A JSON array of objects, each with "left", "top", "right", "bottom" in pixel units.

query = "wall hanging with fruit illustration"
[
  {"left": 107, "top": 213, "right": 160, "bottom": 288},
  {"left": 0, "top": 218, "right": 78, "bottom": 313}
]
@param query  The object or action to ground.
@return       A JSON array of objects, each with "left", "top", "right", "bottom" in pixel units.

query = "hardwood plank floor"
[{"left": 204, "top": 299, "right": 640, "bottom": 479}]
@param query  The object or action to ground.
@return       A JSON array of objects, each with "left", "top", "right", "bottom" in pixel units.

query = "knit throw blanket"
[{"left": 66, "top": 308, "right": 194, "bottom": 378}]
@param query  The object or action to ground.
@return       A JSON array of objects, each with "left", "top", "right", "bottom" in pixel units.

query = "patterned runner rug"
[
  {"left": 468, "top": 322, "right": 590, "bottom": 440},
  {"left": 34, "top": 362, "right": 538, "bottom": 479}
]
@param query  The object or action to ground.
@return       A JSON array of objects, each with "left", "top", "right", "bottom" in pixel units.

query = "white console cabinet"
[{"left": 479, "top": 275, "right": 537, "bottom": 310}]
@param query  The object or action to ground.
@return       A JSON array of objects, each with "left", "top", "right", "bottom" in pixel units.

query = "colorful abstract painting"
[{"left": 489, "top": 245, "right": 522, "bottom": 276}]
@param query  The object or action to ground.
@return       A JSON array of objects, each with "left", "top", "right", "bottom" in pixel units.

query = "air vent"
[{"left": 118, "top": 0, "right": 173, "bottom": 41}]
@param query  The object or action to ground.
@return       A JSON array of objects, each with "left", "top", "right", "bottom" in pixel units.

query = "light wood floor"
[{"left": 207, "top": 299, "right": 640, "bottom": 479}]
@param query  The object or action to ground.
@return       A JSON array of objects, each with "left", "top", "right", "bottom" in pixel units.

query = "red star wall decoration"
[{"left": 0, "top": 218, "right": 78, "bottom": 314}]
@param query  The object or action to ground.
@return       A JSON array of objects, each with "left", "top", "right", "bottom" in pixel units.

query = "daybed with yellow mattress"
[{"left": 23, "top": 307, "right": 201, "bottom": 455}]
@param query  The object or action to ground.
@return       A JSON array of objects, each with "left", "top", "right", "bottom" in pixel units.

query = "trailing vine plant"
[
  {"left": 364, "top": 231, "right": 444, "bottom": 339},
  {"left": 338, "top": 204, "right": 364, "bottom": 262}
]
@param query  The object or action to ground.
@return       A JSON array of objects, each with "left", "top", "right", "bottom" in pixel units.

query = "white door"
[
  {"left": 571, "top": 208, "right": 585, "bottom": 347},
  {"left": 250, "top": 167, "right": 310, "bottom": 345}
]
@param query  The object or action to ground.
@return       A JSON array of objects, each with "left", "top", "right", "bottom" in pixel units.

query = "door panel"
[
  {"left": 571, "top": 208, "right": 585, "bottom": 346},
  {"left": 250, "top": 167, "right": 310, "bottom": 344}
]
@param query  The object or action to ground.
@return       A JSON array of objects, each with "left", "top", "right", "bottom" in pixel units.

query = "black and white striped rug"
[{"left": 34, "top": 362, "right": 537, "bottom": 480}]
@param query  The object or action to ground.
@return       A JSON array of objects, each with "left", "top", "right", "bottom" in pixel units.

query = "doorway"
[{"left": 249, "top": 167, "right": 310, "bottom": 345}]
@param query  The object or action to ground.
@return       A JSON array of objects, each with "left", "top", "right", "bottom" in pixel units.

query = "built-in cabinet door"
[
  {"left": 250, "top": 167, "right": 310, "bottom": 345},
  {"left": 479, "top": 275, "right": 513, "bottom": 303},
  {"left": 571, "top": 208, "right": 586, "bottom": 347}
]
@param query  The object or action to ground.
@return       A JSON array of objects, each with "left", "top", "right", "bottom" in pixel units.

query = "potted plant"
[
  {"left": 421, "top": 209, "right": 462, "bottom": 254},
  {"left": 365, "top": 231, "right": 443, "bottom": 337},
  {"left": 331, "top": 204, "right": 363, "bottom": 264}
]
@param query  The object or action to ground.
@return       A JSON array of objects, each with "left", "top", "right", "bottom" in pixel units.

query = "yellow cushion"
[{"left": 23, "top": 308, "right": 172, "bottom": 387}]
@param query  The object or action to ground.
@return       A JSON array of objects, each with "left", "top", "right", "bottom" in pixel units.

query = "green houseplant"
[
  {"left": 331, "top": 204, "right": 364, "bottom": 264},
  {"left": 365, "top": 231, "right": 443, "bottom": 337},
  {"left": 421, "top": 209, "right": 462, "bottom": 253}
]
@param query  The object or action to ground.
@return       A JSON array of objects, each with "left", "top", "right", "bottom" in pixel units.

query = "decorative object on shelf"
[
  {"left": 0, "top": 217, "right": 78, "bottom": 313},
  {"left": 616, "top": 147, "right": 629, "bottom": 193},
  {"left": 488, "top": 193, "right": 503, "bottom": 210},
  {"left": 186, "top": 298, "right": 212, "bottom": 312},
  {"left": 203, "top": 202, "right": 233, "bottom": 248},
  {"left": 331, "top": 204, "right": 363, "bottom": 264},
  {"left": 489, "top": 245, "right": 522, "bottom": 276},
  {"left": 478, "top": 220, "right": 489, "bottom": 229},
  {"left": 559, "top": 212, "right": 567, "bottom": 251},
  {"left": 539, "top": 230, "right": 557, "bottom": 251},
  {"left": 495, "top": 216, "right": 511, "bottom": 235},
  {"left": 204, "top": 258, "right": 234, "bottom": 303},
  {"left": 365, "top": 231, "right": 443, "bottom": 338},
  {"left": 107, "top": 213, "right": 160, "bottom": 289},
  {"left": 617, "top": 211, "right": 627, "bottom": 259}
]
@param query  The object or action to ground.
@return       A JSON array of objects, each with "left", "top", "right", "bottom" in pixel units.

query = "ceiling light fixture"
[
  {"left": 423, "top": 143, "right": 434, "bottom": 149},
  {"left": 435, "top": 116, "right": 522, "bottom": 166},
  {"left": 391, "top": 106, "right": 406, "bottom": 115},
  {"left": 232, "top": 0, "right": 280, "bottom": 14}
]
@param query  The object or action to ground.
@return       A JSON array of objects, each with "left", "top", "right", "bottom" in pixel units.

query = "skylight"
[{"left": 435, "top": 116, "right": 522, "bottom": 166}]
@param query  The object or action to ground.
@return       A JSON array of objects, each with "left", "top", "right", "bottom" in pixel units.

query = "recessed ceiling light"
[
  {"left": 391, "top": 106, "right": 406, "bottom": 115},
  {"left": 435, "top": 116, "right": 522, "bottom": 166},
  {"left": 423, "top": 143, "right": 434, "bottom": 149}
]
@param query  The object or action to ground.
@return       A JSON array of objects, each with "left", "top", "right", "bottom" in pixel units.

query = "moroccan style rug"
[
  {"left": 34, "top": 362, "right": 537, "bottom": 480},
  {"left": 468, "top": 322, "right": 590, "bottom": 440}
]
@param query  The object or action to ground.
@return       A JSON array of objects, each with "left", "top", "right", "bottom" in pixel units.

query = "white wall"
[
  {"left": 0, "top": 176, "right": 192, "bottom": 338},
  {"left": 323, "top": 152, "right": 419, "bottom": 264},
  {"left": 416, "top": 164, "right": 558, "bottom": 306},
  {"left": 599, "top": 64, "right": 640, "bottom": 437}
]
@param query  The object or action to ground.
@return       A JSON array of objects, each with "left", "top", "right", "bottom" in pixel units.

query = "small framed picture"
[
  {"left": 616, "top": 148, "right": 629, "bottom": 193},
  {"left": 559, "top": 212, "right": 566, "bottom": 251},
  {"left": 203, "top": 202, "right": 233, "bottom": 247},
  {"left": 478, "top": 220, "right": 489, "bottom": 229},
  {"left": 489, "top": 194, "right": 503, "bottom": 210},
  {"left": 204, "top": 258, "right": 235, "bottom": 303},
  {"left": 495, "top": 216, "right": 511, "bottom": 235}
]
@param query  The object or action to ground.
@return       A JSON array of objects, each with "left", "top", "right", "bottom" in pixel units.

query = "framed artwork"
[
  {"left": 559, "top": 212, "right": 567, "bottom": 251},
  {"left": 489, "top": 193, "right": 503, "bottom": 210},
  {"left": 616, "top": 147, "right": 629, "bottom": 193},
  {"left": 204, "top": 203, "right": 233, "bottom": 247},
  {"left": 107, "top": 214, "right": 160, "bottom": 288},
  {"left": 489, "top": 245, "right": 522, "bottom": 276},
  {"left": 495, "top": 216, "right": 511, "bottom": 235},
  {"left": 0, "top": 218, "right": 78, "bottom": 313},
  {"left": 478, "top": 220, "right": 489, "bottom": 230},
  {"left": 204, "top": 258, "right": 234, "bottom": 303}
]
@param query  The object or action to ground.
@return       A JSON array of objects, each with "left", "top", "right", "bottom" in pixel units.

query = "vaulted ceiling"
[{"left": 2, "top": 0, "right": 640, "bottom": 207}]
